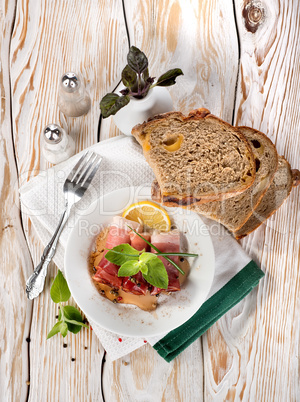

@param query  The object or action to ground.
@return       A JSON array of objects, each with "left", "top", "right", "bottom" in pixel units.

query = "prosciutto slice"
[
  {"left": 93, "top": 217, "right": 181, "bottom": 296},
  {"left": 150, "top": 230, "right": 181, "bottom": 294},
  {"left": 121, "top": 232, "right": 151, "bottom": 295},
  {"left": 93, "top": 217, "right": 142, "bottom": 288},
  {"left": 122, "top": 272, "right": 150, "bottom": 295},
  {"left": 129, "top": 232, "right": 151, "bottom": 251}
]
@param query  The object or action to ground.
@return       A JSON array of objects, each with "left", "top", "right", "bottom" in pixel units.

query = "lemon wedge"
[{"left": 122, "top": 201, "right": 171, "bottom": 232}]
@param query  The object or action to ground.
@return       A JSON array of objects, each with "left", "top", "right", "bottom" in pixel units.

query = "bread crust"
[
  {"left": 292, "top": 169, "right": 300, "bottom": 187},
  {"left": 151, "top": 179, "right": 257, "bottom": 207},
  {"left": 234, "top": 156, "right": 293, "bottom": 239},
  {"left": 132, "top": 108, "right": 256, "bottom": 202}
]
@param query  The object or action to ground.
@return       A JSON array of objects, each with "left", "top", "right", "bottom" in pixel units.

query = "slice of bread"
[
  {"left": 189, "top": 127, "right": 279, "bottom": 231},
  {"left": 132, "top": 109, "right": 256, "bottom": 206},
  {"left": 234, "top": 157, "right": 295, "bottom": 238}
]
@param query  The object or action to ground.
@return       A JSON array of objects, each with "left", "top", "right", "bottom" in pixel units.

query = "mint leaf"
[
  {"left": 105, "top": 244, "right": 139, "bottom": 265},
  {"left": 127, "top": 46, "right": 148, "bottom": 74},
  {"left": 141, "top": 253, "right": 168, "bottom": 289},
  {"left": 60, "top": 322, "right": 68, "bottom": 337},
  {"left": 100, "top": 93, "right": 130, "bottom": 118},
  {"left": 50, "top": 270, "right": 71, "bottom": 303},
  {"left": 156, "top": 68, "right": 183, "bottom": 87},
  {"left": 47, "top": 321, "right": 64, "bottom": 339},
  {"left": 118, "top": 261, "right": 141, "bottom": 277},
  {"left": 61, "top": 306, "right": 88, "bottom": 334},
  {"left": 122, "top": 65, "right": 137, "bottom": 88}
]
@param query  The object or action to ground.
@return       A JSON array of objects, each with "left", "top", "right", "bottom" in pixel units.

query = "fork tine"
[
  {"left": 81, "top": 155, "right": 102, "bottom": 187},
  {"left": 66, "top": 150, "right": 89, "bottom": 181},
  {"left": 73, "top": 152, "right": 95, "bottom": 184}
]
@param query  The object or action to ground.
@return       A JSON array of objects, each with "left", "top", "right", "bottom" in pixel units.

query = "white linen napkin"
[{"left": 20, "top": 135, "right": 254, "bottom": 361}]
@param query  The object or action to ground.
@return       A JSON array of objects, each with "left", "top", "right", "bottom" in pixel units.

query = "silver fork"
[{"left": 26, "top": 151, "right": 102, "bottom": 300}]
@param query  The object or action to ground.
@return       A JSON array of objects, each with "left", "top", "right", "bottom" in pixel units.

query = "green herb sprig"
[
  {"left": 47, "top": 270, "right": 89, "bottom": 339},
  {"left": 100, "top": 46, "right": 183, "bottom": 118},
  {"left": 105, "top": 227, "right": 198, "bottom": 290}
]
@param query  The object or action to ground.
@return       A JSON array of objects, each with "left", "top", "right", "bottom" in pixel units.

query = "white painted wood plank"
[
  {"left": 27, "top": 257, "right": 105, "bottom": 402},
  {"left": 103, "top": 342, "right": 203, "bottom": 402},
  {"left": 101, "top": 0, "right": 239, "bottom": 399},
  {"left": 0, "top": 0, "right": 33, "bottom": 401},
  {"left": 123, "top": 0, "right": 239, "bottom": 121},
  {"left": 203, "top": 0, "right": 300, "bottom": 400},
  {"left": 10, "top": 0, "right": 128, "bottom": 400},
  {"left": 101, "top": 0, "right": 240, "bottom": 138}
]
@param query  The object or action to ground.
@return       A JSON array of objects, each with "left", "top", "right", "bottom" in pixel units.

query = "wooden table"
[{"left": 1, "top": 0, "right": 299, "bottom": 400}]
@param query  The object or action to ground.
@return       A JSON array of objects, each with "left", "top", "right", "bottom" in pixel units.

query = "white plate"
[{"left": 64, "top": 187, "right": 215, "bottom": 337}]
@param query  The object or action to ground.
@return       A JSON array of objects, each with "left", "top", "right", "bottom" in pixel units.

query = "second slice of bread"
[
  {"left": 190, "top": 127, "right": 279, "bottom": 231},
  {"left": 234, "top": 157, "right": 294, "bottom": 238},
  {"left": 132, "top": 109, "right": 256, "bottom": 205}
]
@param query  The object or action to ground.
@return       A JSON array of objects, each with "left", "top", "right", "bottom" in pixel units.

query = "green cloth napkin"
[{"left": 153, "top": 261, "right": 264, "bottom": 362}]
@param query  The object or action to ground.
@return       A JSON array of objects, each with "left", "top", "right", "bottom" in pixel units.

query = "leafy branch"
[
  {"left": 47, "top": 270, "right": 89, "bottom": 339},
  {"left": 100, "top": 46, "right": 183, "bottom": 118}
]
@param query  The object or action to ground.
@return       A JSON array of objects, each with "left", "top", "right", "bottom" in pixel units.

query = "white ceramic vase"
[{"left": 112, "top": 86, "right": 173, "bottom": 136}]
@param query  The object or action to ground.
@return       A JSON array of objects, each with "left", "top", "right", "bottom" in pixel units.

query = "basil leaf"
[
  {"left": 141, "top": 253, "right": 168, "bottom": 289},
  {"left": 106, "top": 244, "right": 139, "bottom": 265},
  {"left": 118, "top": 261, "right": 141, "bottom": 277},
  {"left": 142, "top": 68, "right": 149, "bottom": 81},
  {"left": 156, "top": 68, "right": 183, "bottom": 87},
  {"left": 50, "top": 270, "right": 71, "bottom": 303},
  {"left": 128, "top": 227, "right": 185, "bottom": 275},
  {"left": 47, "top": 321, "right": 64, "bottom": 339},
  {"left": 120, "top": 88, "right": 130, "bottom": 96},
  {"left": 139, "top": 252, "right": 157, "bottom": 264},
  {"left": 64, "top": 318, "right": 89, "bottom": 328},
  {"left": 100, "top": 93, "right": 130, "bottom": 118},
  {"left": 122, "top": 65, "right": 137, "bottom": 89},
  {"left": 62, "top": 306, "right": 87, "bottom": 334},
  {"left": 127, "top": 46, "right": 148, "bottom": 74},
  {"left": 139, "top": 261, "right": 148, "bottom": 275},
  {"left": 60, "top": 322, "right": 68, "bottom": 337}
]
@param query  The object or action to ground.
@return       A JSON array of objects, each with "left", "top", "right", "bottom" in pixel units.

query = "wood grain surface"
[
  {"left": 8, "top": 0, "right": 127, "bottom": 400},
  {"left": 203, "top": 0, "right": 300, "bottom": 400},
  {"left": 1, "top": 0, "right": 299, "bottom": 400},
  {"left": 0, "top": 1, "right": 33, "bottom": 401},
  {"left": 233, "top": 1, "right": 299, "bottom": 400},
  {"left": 105, "top": 1, "right": 239, "bottom": 400}
]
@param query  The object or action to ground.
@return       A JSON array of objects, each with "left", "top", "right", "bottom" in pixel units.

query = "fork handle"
[{"left": 26, "top": 204, "right": 71, "bottom": 300}]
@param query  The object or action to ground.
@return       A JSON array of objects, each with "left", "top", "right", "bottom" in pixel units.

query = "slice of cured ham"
[
  {"left": 122, "top": 232, "right": 151, "bottom": 295},
  {"left": 129, "top": 232, "right": 151, "bottom": 251},
  {"left": 122, "top": 271, "right": 150, "bottom": 295},
  {"left": 150, "top": 230, "right": 181, "bottom": 294},
  {"left": 93, "top": 217, "right": 181, "bottom": 296},
  {"left": 93, "top": 217, "right": 141, "bottom": 288},
  {"left": 111, "top": 216, "right": 142, "bottom": 232}
]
